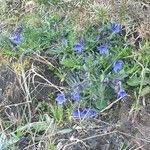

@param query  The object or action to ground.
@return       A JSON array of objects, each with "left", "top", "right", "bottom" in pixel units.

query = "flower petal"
[
  {"left": 9, "top": 36, "right": 21, "bottom": 45},
  {"left": 9, "top": 26, "right": 23, "bottom": 45},
  {"left": 97, "top": 43, "right": 108, "bottom": 54},
  {"left": 113, "top": 60, "right": 124, "bottom": 73},
  {"left": 117, "top": 87, "right": 127, "bottom": 98},
  {"left": 71, "top": 89, "right": 80, "bottom": 101},
  {"left": 73, "top": 42, "right": 83, "bottom": 53},
  {"left": 72, "top": 108, "right": 87, "bottom": 118},
  {"left": 55, "top": 92, "right": 66, "bottom": 104},
  {"left": 110, "top": 22, "right": 121, "bottom": 33}
]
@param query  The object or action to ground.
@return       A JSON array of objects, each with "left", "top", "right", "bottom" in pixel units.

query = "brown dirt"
[
  {"left": 0, "top": 55, "right": 61, "bottom": 120},
  {"left": 0, "top": 65, "right": 21, "bottom": 107}
]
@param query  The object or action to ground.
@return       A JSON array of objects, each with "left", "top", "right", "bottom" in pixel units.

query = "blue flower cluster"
[
  {"left": 55, "top": 88, "right": 80, "bottom": 104},
  {"left": 55, "top": 89, "right": 97, "bottom": 119},
  {"left": 9, "top": 22, "right": 126, "bottom": 119},
  {"left": 55, "top": 91, "right": 97, "bottom": 118},
  {"left": 55, "top": 22, "right": 127, "bottom": 118},
  {"left": 73, "top": 22, "right": 121, "bottom": 54},
  {"left": 55, "top": 86, "right": 98, "bottom": 118}
]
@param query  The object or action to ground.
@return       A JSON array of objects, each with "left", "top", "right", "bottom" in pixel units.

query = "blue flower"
[
  {"left": 97, "top": 43, "right": 108, "bottom": 54},
  {"left": 9, "top": 26, "right": 23, "bottom": 45},
  {"left": 71, "top": 89, "right": 80, "bottom": 101},
  {"left": 72, "top": 108, "right": 86, "bottom": 118},
  {"left": 117, "top": 87, "right": 127, "bottom": 98},
  {"left": 110, "top": 22, "right": 121, "bottom": 33},
  {"left": 73, "top": 42, "right": 83, "bottom": 53},
  {"left": 12, "top": 26, "right": 22, "bottom": 36},
  {"left": 86, "top": 108, "right": 97, "bottom": 117},
  {"left": 9, "top": 36, "right": 21, "bottom": 45},
  {"left": 113, "top": 60, "right": 124, "bottom": 73},
  {"left": 72, "top": 107, "right": 97, "bottom": 119},
  {"left": 55, "top": 92, "right": 66, "bottom": 104}
]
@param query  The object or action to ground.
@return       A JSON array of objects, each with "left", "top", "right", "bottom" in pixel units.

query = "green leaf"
[
  {"left": 0, "top": 132, "right": 7, "bottom": 149},
  {"left": 16, "top": 122, "right": 49, "bottom": 133},
  {"left": 95, "top": 99, "right": 107, "bottom": 110},
  {"left": 60, "top": 57, "right": 79, "bottom": 68},
  {"left": 127, "top": 76, "right": 150, "bottom": 86},
  {"left": 140, "top": 86, "right": 150, "bottom": 96},
  {"left": 57, "top": 128, "right": 73, "bottom": 134},
  {"left": 0, "top": 133, "right": 19, "bottom": 149}
]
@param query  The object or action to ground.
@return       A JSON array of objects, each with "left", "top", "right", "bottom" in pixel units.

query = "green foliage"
[
  {"left": 0, "top": 133, "right": 19, "bottom": 150},
  {"left": 0, "top": 12, "right": 74, "bottom": 56},
  {"left": 140, "top": 86, "right": 150, "bottom": 97},
  {"left": 49, "top": 104, "right": 64, "bottom": 124},
  {"left": 37, "top": 100, "right": 66, "bottom": 123},
  {"left": 60, "top": 55, "right": 82, "bottom": 68},
  {"left": 127, "top": 76, "right": 150, "bottom": 87}
]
